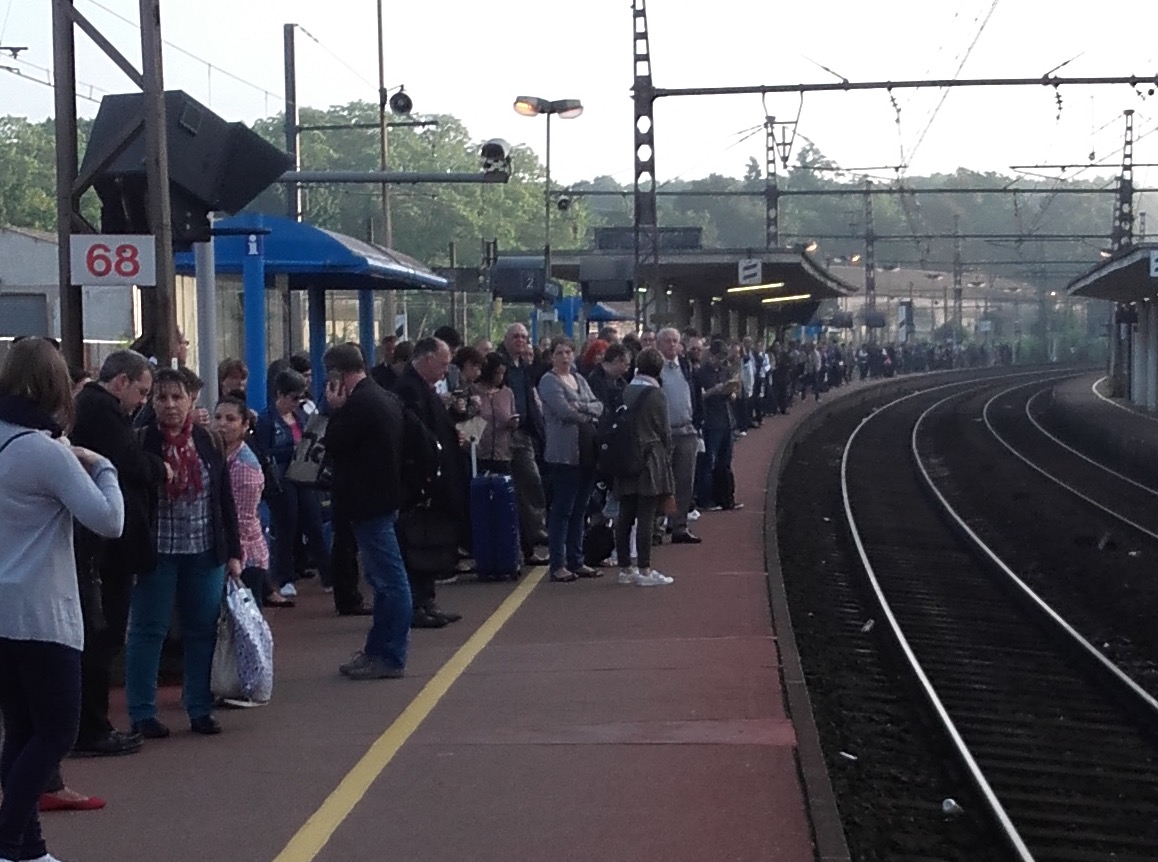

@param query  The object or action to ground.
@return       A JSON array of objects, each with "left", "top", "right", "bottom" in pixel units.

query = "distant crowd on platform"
[{"left": 0, "top": 317, "right": 1013, "bottom": 862}]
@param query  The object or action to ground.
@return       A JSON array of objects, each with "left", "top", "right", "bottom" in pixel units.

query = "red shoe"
[{"left": 39, "top": 791, "right": 107, "bottom": 812}]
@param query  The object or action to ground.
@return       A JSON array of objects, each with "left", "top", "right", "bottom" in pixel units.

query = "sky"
[{"left": 4, "top": 0, "right": 1158, "bottom": 194}]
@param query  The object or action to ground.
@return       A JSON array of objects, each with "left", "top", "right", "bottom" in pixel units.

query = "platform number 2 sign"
[{"left": 69, "top": 235, "right": 157, "bottom": 286}]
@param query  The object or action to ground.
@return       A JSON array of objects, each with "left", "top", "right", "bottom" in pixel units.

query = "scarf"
[
  {"left": 0, "top": 394, "right": 63, "bottom": 437},
  {"left": 161, "top": 413, "right": 203, "bottom": 502}
]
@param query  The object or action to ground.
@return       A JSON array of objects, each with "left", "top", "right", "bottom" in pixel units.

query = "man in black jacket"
[
  {"left": 323, "top": 343, "right": 410, "bottom": 681},
  {"left": 497, "top": 324, "right": 549, "bottom": 565},
  {"left": 70, "top": 350, "right": 166, "bottom": 756},
  {"left": 393, "top": 338, "right": 466, "bottom": 628}
]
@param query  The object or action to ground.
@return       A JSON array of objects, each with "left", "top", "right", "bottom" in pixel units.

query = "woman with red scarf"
[{"left": 124, "top": 368, "right": 242, "bottom": 738}]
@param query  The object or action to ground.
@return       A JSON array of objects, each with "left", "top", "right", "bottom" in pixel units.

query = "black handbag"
[
  {"left": 577, "top": 420, "right": 599, "bottom": 473},
  {"left": 77, "top": 557, "right": 107, "bottom": 635},
  {"left": 398, "top": 506, "right": 459, "bottom": 575}
]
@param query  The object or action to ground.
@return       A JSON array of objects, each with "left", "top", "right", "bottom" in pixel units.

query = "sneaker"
[
  {"left": 435, "top": 574, "right": 459, "bottom": 585},
  {"left": 339, "top": 651, "right": 369, "bottom": 676},
  {"left": 344, "top": 655, "right": 405, "bottom": 680},
  {"left": 687, "top": 509, "right": 701, "bottom": 521},
  {"left": 279, "top": 583, "right": 297, "bottom": 598},
  {"left": 618, "top": 567, "right": 640, "bottom": 584},
  {"left": 221, "top": 697, "right": 266, "bottom": 709},
  {"left": 635, "top": 570, "right": 674, "bottom": 587}
]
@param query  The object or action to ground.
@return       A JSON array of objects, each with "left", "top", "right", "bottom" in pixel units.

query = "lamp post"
[{"left": 514, "top": 96, "right": 583, "bottom": 298}]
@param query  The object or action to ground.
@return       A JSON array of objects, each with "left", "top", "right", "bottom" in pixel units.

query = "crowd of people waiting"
[{"left": 2, "top": 318, "right": 974, "bottom": 861}]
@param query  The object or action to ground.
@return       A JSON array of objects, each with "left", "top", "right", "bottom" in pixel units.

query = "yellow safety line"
[{"left": 272, "top": 566, "right": 547, "bottom": 862}]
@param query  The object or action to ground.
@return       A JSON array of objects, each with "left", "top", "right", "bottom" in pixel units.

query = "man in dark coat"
[
  {"left": 70, "top": 350, "right": 167, "bottom": 756},
  {"left": 496, "top": 323, "right": 549, "bottom": 564},
  {"left": 323, "top": 343, "right": 411, "bottom": 680},
  {"left": 393, "top": 337, "right": 466, "bottom": 628}
]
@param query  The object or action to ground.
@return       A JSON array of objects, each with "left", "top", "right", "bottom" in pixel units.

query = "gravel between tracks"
[{"left": 776, "top": 388, "right": 1009, "bottom": 862}]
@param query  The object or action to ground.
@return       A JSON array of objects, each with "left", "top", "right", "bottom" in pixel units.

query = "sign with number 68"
[{"left": 69, "top": 235, "right": 157, "bottom": 286}]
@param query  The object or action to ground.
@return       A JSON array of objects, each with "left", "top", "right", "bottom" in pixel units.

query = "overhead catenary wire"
[
  {"left": 78, "top": 0, "right": 281, "bottom": 104},
  {"left": 906, "top": 0, "right": 1003, "bottom": 165},
  {"left": 5, "top": 55, "right": 105, "bottom": 103}
]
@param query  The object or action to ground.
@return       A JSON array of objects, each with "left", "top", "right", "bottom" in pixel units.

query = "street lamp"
[{"left": 513, "top": 96, "right": 583, "bottom": 295}]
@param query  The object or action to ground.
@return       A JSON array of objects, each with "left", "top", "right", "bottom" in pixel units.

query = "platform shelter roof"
[
  {"left": 1067, "top": 245, "right": 1158, "bottom": 303},
  {"left": 173, "top": 213, "right": 448, "bottom": 291}
]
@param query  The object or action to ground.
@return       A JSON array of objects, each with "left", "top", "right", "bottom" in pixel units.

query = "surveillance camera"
[
  {"left": 480, "top": 138, "right": 512, "bottom": 173},
  {"left": 556, "top": 196, "right": 571, "bottom": 212}
]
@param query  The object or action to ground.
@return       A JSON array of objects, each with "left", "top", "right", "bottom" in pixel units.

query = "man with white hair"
[
  {"left": 497, "top": 323, "right": 549, "bottom": 564},
  {"left": 656, "top": 327, "right": 701, "bottom": 543}
]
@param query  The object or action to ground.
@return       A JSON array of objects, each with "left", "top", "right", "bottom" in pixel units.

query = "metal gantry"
[{"left": 631, "top": 0, "right": 660, "bottom": 299}]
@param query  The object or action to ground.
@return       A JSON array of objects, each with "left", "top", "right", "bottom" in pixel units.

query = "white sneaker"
[
  {"left": 618, "top": 567, "right": 640, "bottom": 584},
  {"left": 635, "top": 570, "right": 674, "bottom": 587},
  {"left": 687, "top": 509, "right": 701, "bottom": 521},
  {"left": 279, "top": 583, "right": 297, "bottom": 598}
]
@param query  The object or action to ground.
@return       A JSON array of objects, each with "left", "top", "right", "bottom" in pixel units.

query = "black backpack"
[
  {"left": 399, "top": 407, "right": 442, "bottom": 509},
  {"left": 596, "top": 388, "right": 654, "bottom": 479}
]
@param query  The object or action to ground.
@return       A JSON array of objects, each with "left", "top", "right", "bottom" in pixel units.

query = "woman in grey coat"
[
  {"left": 538, "top": 336, "right": 604, "bottom": 582},
  {"left": 614, "top": 347, "right": 675, "bottom": 586}
]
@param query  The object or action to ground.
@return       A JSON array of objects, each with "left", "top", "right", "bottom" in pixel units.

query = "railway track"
[{"left": 842, "top": 378, "right": 1158, "bottom": 861}]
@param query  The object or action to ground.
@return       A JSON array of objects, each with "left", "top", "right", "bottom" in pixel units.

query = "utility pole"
[
  {"left": 863, "top": 178, "right": 876, "bottom": 342},
  {"left": 632, "top": 0, "right": 660, "bottom": 319},
  {"left": 138, "top": 0, "right": 176, "bottom": 365},
  {"left": 376, "top": 0, "right": 397, "bottom": 338},
  {"left": 283, "top": 24, "right": 302, "bottom": 222},
  {"left": 952, "top": 214, "right": 963, "bottom": 337},
  {"left": 52, "top": 0, "right": 176, "bottom": 365},
  {"left": 764, "top": 116, "right": 778, "bottom": 249}
]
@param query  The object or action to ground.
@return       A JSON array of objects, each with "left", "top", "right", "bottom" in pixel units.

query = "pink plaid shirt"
[{"left": 228, "top": 443, "right": 269, "bottom": 570}]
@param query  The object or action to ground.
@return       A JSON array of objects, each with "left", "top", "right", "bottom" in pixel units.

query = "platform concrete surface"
[{"left": 44, "top": 394, "right": 838, "bottom": 862}]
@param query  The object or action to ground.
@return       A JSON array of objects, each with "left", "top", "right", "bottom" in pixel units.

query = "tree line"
[{"left": 0, "top": 103, "right": 1125, "bottom": 282}]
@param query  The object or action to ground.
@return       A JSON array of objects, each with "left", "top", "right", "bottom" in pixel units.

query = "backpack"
[{"left": 596, "top": 387, "right": 655, "bottom": 479}]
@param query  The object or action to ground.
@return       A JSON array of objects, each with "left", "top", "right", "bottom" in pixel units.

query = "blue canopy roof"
[
  {"left": 584, "top": 301, "right": 633, "bottom": 322},
  {"left": 173, "top": 213, "right": 448, "bottom": 291}
]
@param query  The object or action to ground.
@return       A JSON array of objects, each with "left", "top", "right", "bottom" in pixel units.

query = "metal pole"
[
  {"left": 242, "top": 226, "right": 267, "bottom": 410},
  {"left": 283, "top": 24, "right": 301, "bottom": 222},
  {"left": 448, "top": 241, "right": 457, "bottom": 334},
  {"left": 139, "top": 0, "right": 176, "bottom": 365},
  {"left": 544, "top": 110, "right": 552, "bottom": 292},
  {"left": 376, "top": 0, "right": 396, "bottom": 335},
  {"left": 194, "top": 214, "right": 218, "bottom": 408},
  {"left": 52, "top": 0, "right": 83, "bottom": 365},
  {"left": 308, "top": 287, "right": 327, "bottom": 404}
]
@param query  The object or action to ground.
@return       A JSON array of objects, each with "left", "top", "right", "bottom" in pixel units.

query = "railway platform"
[
  {"left": 42, "top": 391, "right": 852, "bottom": 862},
  {"left": 1043, "top": 372, "right": 1158, "bottom": 486}
]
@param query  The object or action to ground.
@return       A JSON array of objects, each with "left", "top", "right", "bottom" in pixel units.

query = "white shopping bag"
[
  {"left": 224, "top": 581, "right": 274, "bottom": 703},
  {"left": 210, "top": 611, "right": 244, "bottom": 701}
]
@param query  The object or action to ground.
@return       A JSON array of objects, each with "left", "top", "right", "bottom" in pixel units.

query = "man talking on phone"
[{"left": 322, "top": 344, "right": 410, "bottom": 680}]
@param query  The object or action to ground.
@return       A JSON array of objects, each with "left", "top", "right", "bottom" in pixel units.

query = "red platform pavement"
[{"left": 44, "top": 392, "right": 846, "bottom": 862}]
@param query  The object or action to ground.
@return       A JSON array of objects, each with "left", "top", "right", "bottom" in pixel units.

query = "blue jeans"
[
  {"left": 125, "top": 551, "right": 226, "bottom": 723},
  {"left": 0, "top": 638, "right": 81, "bottom": 861},
  {"left": 547, "top": 464, "right": 596, "bottom": 572},
  {"left": 352, "top": 513, "right": 411, "bottom": 669},
  {"left": 696, "top": 425, "right": 734, "bottom": 507},
  {"left": 270, "top": 480, "right": 331, "bottom": 588}
]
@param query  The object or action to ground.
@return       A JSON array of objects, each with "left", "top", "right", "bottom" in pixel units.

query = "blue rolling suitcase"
[{"left": 469, "top": 442, "right": 522, "bottom": 581}]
